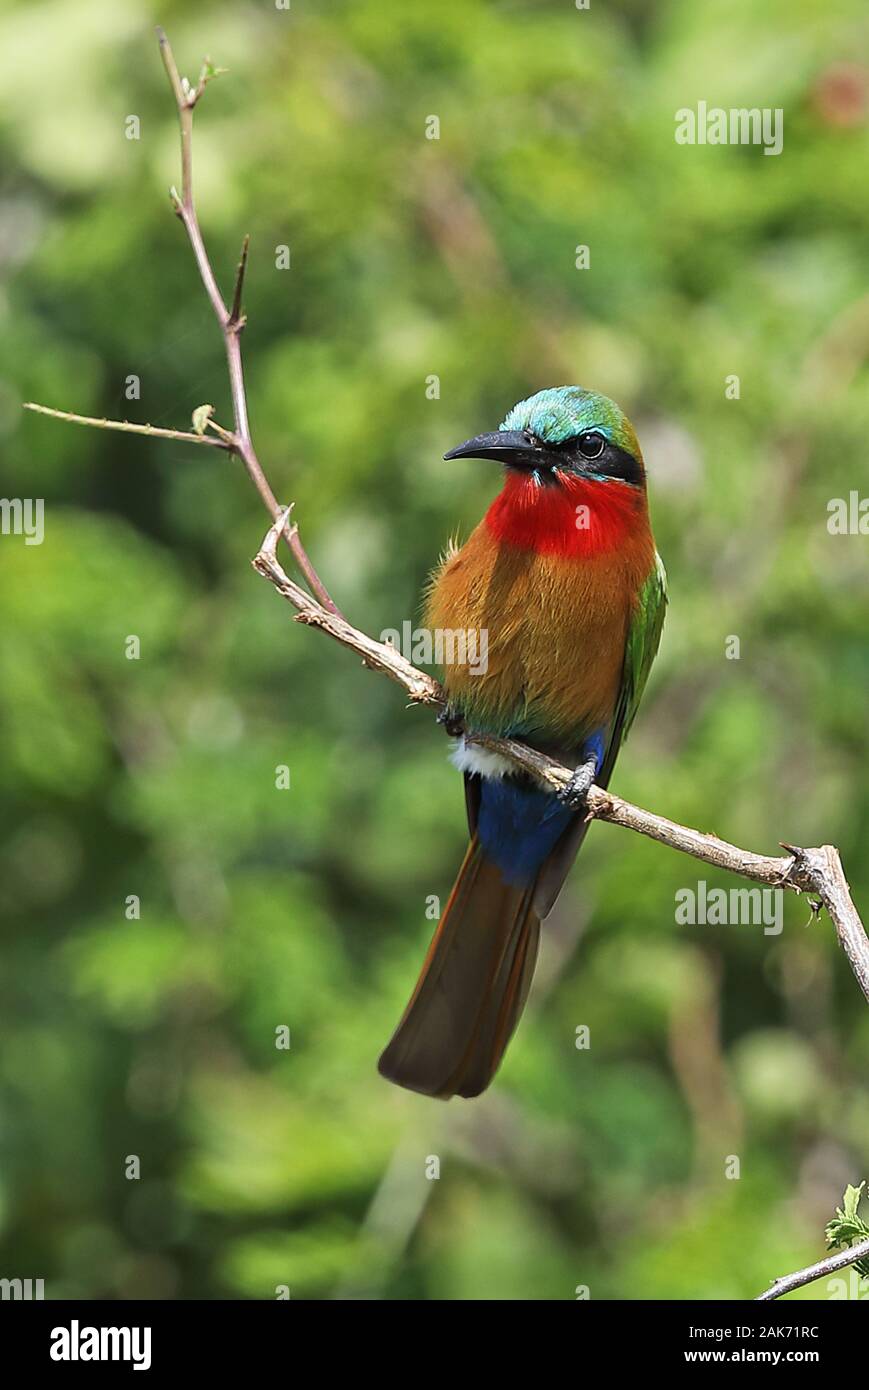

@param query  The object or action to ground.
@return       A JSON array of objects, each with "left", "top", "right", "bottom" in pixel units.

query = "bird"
[{"left": 378, "top": 386, "right": 666, "bottom": 1100}]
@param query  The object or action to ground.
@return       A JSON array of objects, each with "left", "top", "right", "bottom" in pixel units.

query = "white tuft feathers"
[{"left": 450, "top": 737, "right": 515, "bottom": 780}]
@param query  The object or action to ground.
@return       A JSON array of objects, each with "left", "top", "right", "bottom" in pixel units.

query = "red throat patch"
[{"left": 484, "top": 470, "right": 647, "bottom": 557}]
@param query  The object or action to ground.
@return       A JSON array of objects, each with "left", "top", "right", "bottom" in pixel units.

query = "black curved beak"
[{"left": 443, "top": 430, "right": 546, "bottom": 467}]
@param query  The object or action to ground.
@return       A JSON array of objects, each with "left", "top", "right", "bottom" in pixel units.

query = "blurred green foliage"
[{"left": 1, "top": 0, "right": 868, "bottom": 1300}]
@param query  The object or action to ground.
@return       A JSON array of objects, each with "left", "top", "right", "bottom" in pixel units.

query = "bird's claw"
[
  {"left": 557, "top": 757, "right": 598, "bottom": 810},
  {"left": 437, "top": 706, "right": 465, "bottom": 738}
]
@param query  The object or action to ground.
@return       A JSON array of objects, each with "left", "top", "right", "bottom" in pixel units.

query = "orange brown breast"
[{"left": 426, "top": 519, "right": 654, "bottom": 747}]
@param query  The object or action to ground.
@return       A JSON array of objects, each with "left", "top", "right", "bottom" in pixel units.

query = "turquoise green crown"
[{"left": 501, "top": 386, "right": 642, "bottom": 462}]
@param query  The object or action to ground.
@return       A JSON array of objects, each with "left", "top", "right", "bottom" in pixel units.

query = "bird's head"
[{"left": 444, "top": 386, "right": 644, "bottom": 490}]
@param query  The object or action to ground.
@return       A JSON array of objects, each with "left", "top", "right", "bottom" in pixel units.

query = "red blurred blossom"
[{"left": 812, "top": 63, "right": 868, "bottom": 127}]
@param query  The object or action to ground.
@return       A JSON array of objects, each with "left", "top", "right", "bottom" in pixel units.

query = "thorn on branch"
[
  {"left": 775, "top": 842, "right": 809, "bottom": 890},
  {"left": 229, "top": 235, "right": 250, "bottom": 331}
]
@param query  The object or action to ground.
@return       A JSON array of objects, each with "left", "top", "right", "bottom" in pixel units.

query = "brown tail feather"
[{"left": 378, "top": 837, "right": 540, "bottom": 1099}]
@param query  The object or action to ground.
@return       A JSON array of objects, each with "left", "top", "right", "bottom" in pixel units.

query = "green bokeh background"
[{"left": 1, "top": 0, "right": 868, "bottom": 1300}]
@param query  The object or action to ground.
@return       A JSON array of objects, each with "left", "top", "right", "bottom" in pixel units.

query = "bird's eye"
[{"left": 577, "top": 431, "right": 606, "bottom": 460}]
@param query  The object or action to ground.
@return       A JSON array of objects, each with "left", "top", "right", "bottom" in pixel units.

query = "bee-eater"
[{"left": 378, "top": 386, "right": 666, "bottom": 1099}]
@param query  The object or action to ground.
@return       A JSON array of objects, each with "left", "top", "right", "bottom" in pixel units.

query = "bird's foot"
[
  {"left": 437, "top": 705, "right": 465, "bottom": 738},
  {"left": 557, "top": 755, "right": 598, "bottom": 810}
]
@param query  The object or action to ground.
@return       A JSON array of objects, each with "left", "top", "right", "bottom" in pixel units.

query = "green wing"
[{"left": 601, "top": 551, "right": 667, "bottom": 785}]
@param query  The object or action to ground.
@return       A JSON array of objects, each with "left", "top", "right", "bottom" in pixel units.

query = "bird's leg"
[
  {"left": 437, "top": 705, "right": 465, "bottom": 738},
  {"left": 557, "top": 754, "right": 598, "bottom": 810}
]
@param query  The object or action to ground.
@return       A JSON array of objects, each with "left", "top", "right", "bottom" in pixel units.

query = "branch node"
[
  {"left": 259, "top": 505, "right": 296, "bottom": 565},
  {"left": 204, "top": 418, "right": 237, "bottom": 447}
]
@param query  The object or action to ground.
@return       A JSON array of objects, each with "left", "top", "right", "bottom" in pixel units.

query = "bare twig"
[
  {"left": 154, "top": 27, "right": 341, "bottom": 616},
  {"left": 22, "top": 402, "right": 230, "bottom": 450},
  {"left": 756, "top": 1235, "right": 869, "bottom": 1301},
  {"left": 253, "top": 508, "right": 438, "bottom": 704},
  {"left": 26, "top": 32, "right": 339, "bottom": 615}
]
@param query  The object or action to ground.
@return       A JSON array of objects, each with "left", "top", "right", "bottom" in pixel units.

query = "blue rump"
[
  {"left": 477, "top": 778, "right": 572, "bottom": 886},
  {"left": 475, "top": 730, "right": 606, "bottom": 887}
]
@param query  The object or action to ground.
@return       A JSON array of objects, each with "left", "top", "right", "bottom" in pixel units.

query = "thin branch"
[
  {"left": 157, "top": 29, "right": 225, "bottom": 324},
  {"left": 253, "top": 508, "right": 438, "bottom": 704},
  {"left": 26, "top": 31, "right": 339, "bottom": 613},
  {"left": 22, "top": 402, "right": 230, "bottom": 450},
  {"left": 755, "top": 1236, "right": 869, "bottom": 1301},
  {"left": 253, "top": 509, "right": 869, "bottom": 1009},
  {"left": 155, "top": 27, "right": 341, "bottom": 616}
]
